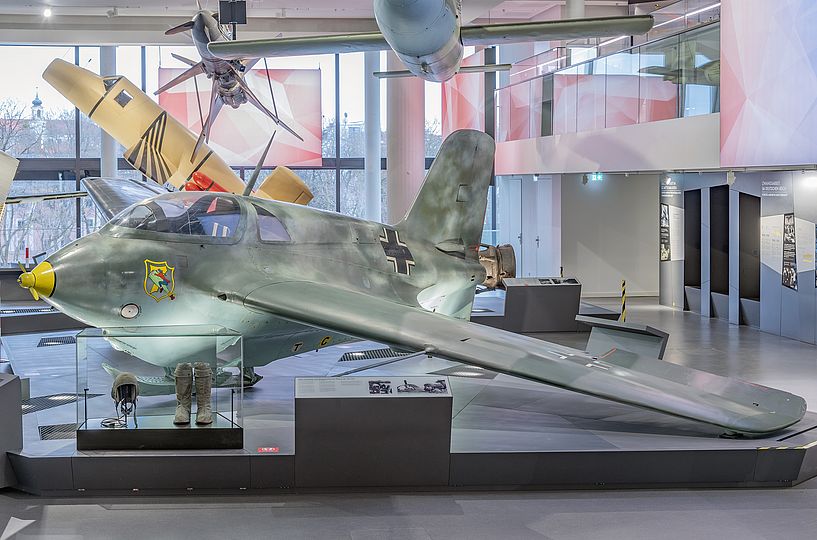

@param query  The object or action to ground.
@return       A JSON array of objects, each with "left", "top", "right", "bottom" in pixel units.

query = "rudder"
[{"left": 397, "top": 130, "right": 495, "bottom": 257}]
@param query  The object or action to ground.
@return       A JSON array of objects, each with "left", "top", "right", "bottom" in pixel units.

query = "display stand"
[
  {"left": 294, "top": 376, "right": 452, "bottom": 487},
  {"left": 473, "top": 277, "right": 583, "bottom": 332},
  {"left": 75, "top": 326, "right": 243, "bottom": 450}
]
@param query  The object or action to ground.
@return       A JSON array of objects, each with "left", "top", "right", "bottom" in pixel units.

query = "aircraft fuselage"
[
  {"left": 31, "top": 191, "right": 482, "bottom": 370},
  {"left": 374, "top": 0, "right": 463, "bottom": 82}
]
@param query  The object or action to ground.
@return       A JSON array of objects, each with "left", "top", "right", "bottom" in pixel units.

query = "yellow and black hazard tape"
[
  {"left": 758, "top": 440, "right": 817, "bottom": 450},
  {"left": 619, "top": 279, "right": 627, "bottom": 322}
]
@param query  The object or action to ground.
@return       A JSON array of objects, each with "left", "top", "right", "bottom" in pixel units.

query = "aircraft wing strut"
[{"left": 226, "top": 280, "right": 806, "bottom": 436}]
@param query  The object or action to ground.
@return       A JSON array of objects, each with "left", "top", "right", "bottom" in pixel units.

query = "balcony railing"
[{"left": 496, "top": 21, "right": 720, "bottom": 143}]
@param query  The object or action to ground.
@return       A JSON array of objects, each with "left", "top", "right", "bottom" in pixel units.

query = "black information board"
[
  {"left": 782, "top": 212, "right": 797, "bottom": 290},
  {"left": 660, "top": 203, "right": 671, "bottom": 262}
]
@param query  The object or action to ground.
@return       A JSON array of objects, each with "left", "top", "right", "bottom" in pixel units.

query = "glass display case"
[{"left": 76, "top": 325, "right": 243, "bottom": 450}]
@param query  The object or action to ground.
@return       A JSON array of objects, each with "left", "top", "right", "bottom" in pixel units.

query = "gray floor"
[{"left": 3, "top": 297, "right": 817, "bottom": 538}]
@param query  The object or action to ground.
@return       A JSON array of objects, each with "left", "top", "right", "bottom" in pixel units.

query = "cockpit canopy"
[{"left": 110, "top": 192, "right": 241, "bottom": 239}]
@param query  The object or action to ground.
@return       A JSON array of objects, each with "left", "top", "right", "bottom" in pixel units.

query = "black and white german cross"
[{"left": 379, "top": 227, "right": 416, "bottom": 276}]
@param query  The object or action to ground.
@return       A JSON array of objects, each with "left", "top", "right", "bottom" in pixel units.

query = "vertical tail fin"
[{"left": 397, "top": 130, "right": 495, "bottom": 257}]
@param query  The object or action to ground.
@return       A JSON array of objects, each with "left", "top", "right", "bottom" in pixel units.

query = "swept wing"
[{"left": 224, "top": 281, "right": 806, "bottom": 435}]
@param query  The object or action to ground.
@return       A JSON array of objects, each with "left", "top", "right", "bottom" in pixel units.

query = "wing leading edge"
[
  {"left": 208, "top": 15, "right": 654, "bottom": 60},
  {"left": 230, "top": 281, "right": 806, "bottom": 435}
]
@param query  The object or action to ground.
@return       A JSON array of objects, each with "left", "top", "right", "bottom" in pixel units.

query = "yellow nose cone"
[
  {"left": 18, "top": 272, "right": 35, "bottom": 289},
  {"left": 17, "top": 261, "right": 56, "bottom": 298}
]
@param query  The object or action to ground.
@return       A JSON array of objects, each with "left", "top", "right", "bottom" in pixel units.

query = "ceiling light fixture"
[{"left": 43, "top": 7, "right": 52, "bottom": 17}]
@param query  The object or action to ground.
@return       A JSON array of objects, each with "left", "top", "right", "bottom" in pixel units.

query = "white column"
[
  {"left": 99, "top": 46, "right": 117, "bottom": 178},
  {"left": 364, "top": 51, "right": 382, "bottom": 222},
  {"left": 566, "top": 0, "right": 586, "bottom": 19},
  {"left": 386, "top": 52, "right": 425, "bottom": 224}
]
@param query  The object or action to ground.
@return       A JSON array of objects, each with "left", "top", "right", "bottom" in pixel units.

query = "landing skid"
[{"left": 101, "top": 363, "right": 263, "bottom": 397}]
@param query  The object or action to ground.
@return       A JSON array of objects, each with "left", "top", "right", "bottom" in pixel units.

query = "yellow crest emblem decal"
[{"left": 143, "top": 259, "right": 176, "bottom": 302}]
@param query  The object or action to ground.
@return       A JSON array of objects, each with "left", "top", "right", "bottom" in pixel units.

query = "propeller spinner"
[{"left": 17, "top": 261, "right": 56, "bottom": 301}]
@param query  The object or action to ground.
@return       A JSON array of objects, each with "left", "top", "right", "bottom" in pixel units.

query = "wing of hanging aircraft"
[{"left": 208, "top": 12, "right": 654, "bottom": 82}]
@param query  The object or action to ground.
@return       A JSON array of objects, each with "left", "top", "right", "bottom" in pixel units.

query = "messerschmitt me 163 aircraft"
[
  {"left": 15, "top": 130, "right": 807, "bottom": 436},
  {"left": 209, "top": 0, "right": 655, "bottom": 81}
]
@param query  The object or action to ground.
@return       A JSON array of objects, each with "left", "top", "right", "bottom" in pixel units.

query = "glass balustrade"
[{"left": 496, "top": 22, "right": 720, "bottom": 143}]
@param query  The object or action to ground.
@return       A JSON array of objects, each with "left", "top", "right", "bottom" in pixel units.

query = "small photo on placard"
[
  {"left": 659, "top": 203, "right": 671, "bottom": 262},
  {"left": 782, "top": 213, "right": 797, "bottom": 291}
]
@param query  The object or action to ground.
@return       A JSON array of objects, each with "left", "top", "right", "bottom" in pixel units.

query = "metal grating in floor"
[
  {"left": 0, "top": 307, "right": 56, "bottom": 315},
  {"left": 22, "top": 392, "right": 102, "bottom": 414},
  {"left": 37, "top": 335, "right": 77, "bottom": 347},
  {"left": 38, "top": 423, "right": 78, "bottom": 441},
  {"left": 339, "top": 348, "right": 411, "bottom": 362}
]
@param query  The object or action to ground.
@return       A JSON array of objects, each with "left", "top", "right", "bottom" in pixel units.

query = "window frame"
[{"left": 251, "top": 202, "right": 292, "bottom": 244}]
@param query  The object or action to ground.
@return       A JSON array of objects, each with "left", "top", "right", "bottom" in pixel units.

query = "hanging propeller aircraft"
[{"left": 159, "top": 5, "right": 302, "bottom": 160}]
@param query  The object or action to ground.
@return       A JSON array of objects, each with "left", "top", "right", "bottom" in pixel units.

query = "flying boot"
[
  {"left": 173, "top": 363, "right": 193, "bottom": 425},
  {"left": 194, "top": 362, "right": 213, "bottom": 425}
]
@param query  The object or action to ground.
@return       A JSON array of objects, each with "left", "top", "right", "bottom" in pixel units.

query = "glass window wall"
[{"left": 0, "top": 45, "right": 415, "bottom": 267}]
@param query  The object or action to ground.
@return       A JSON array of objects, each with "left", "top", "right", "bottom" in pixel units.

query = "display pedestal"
[
  {"left": 473, "top": 277, "right": 583, "bottom": 332},
  {"left": 294, "top": 376, "right": 452, "bottom": 487},
  {"left": 0, "top": 374, "right": 22, "bottom": 488},
  {"left": 76, "top": 414, "right": 243, "bottom": 451}
]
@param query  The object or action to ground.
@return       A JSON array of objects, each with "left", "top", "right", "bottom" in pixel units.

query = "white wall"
[
  {"left": 496, "top": 114, "right": 720, "bottom": 176},
  {"left": 561, "top": 173, "right": 659, "bottom": 297}
]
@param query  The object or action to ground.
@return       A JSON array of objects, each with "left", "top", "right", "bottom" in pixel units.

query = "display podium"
[
  {"left": 475, "top": 277, "right": 583, "bottom": 332},
  {"left": 294, "top": 376, "right": 452, "bottom": 487},
  {"left": 75, "top": 326, "right": 244, "bottom": 450}
]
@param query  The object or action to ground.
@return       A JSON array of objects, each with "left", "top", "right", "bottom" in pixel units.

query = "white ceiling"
[
  {"left": 5, "top": 0, "right": 628, "bottom": 20},
  {"left": 0, "top": 0, "right": 631, "bottom": 45}
]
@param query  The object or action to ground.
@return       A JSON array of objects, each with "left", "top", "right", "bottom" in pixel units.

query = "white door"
[{"left": 496, "top": 175, "right": 523, "bottom": 269}]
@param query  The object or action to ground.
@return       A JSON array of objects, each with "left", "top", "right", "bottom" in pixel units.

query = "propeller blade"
[
  {"left": 30, "top": 288, "right": 39, "bottom": 301},
  {"left": 154, "top": 63, "right": 205, "bottom": 95},
  {"left": 204, "top": 90, "right": 224, "bottom": 144},
  {"left": 193, "top": 74, "right": 205, "bottom": 132},
  {"left": 165, "top": 20, "right": 195, "bottom": 36},
  {"left": 171, "top": 53, "right": 199, "bottom": 67},
  {"left": 17, "top": 261, "right": 25, "bottom": 272},
  {"left": 191, "top": 81, "right": 222, "bottom": 162},
  {"left": 262, "top": 57, "right": 279, "bottom": 121},
  {"left": 243, "top": 131, "right": 276, "bottom": 196},
  {"left": 229, "top": 66, "right": 304, "bottom": 141}
]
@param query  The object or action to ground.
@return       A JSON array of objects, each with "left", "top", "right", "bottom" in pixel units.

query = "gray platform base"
[
  {"left": 9, "top": 431, "right": 817, "bottom": 495},
  {"left": 76, "top": 415, "right": 243, "bottom": 451},
  {"left": 685, "top": 286, "right": 702, "bottom": 313},
  {"left": 0, "top": 374, "right": 22, "bottom": 488}
]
